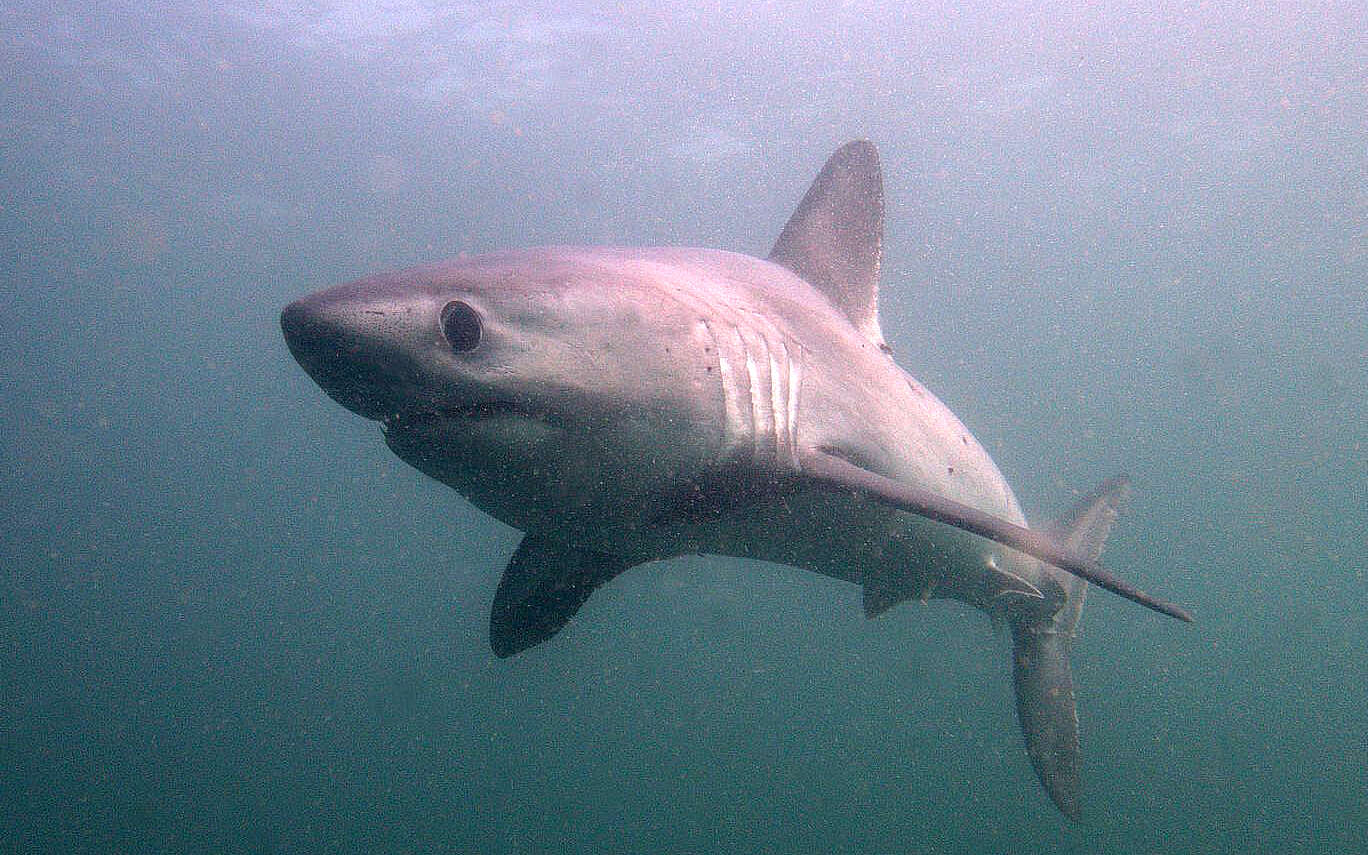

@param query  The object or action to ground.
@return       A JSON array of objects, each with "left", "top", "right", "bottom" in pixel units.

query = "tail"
[{"left": 1010, "top": 477, "right": 1130, "bottom": 821}]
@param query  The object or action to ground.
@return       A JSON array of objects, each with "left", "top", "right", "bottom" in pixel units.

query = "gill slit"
[{"left": 701, "top": 313, "right": 803, "bottom": 468}]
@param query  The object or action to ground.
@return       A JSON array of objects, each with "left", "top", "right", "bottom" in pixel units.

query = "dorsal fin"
[{"left": 769, "top": 140, "right": 886, "bottom": 350}]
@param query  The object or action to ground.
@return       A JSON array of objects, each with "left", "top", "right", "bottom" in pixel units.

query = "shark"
[{"left": 280, "top": 140, "right": 1190, "bottom": 820}]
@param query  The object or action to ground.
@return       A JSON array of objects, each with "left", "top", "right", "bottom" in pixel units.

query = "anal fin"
[
  {"left": 490, "top": 536, "right": 630, "bottom": 658},
  {"left": 860, "top": 552, "right": 936, "bottom": 619},
  {"left": 862, "top": 578, "right": 905, "bottom": 618}
]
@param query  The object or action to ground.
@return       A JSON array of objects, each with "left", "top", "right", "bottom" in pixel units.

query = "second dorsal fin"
[{"left": 769, "top": 139, "right": 886, "bottom": 349}]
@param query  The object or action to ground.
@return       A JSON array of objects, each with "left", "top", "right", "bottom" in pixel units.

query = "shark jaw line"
[{"left": 381, "top": 401, "right": 547, "bottom": 434}]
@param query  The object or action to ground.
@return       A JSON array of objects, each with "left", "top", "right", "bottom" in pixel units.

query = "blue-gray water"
[{"left": 2, "top": 2, "right": 1364, "bottom": 852}]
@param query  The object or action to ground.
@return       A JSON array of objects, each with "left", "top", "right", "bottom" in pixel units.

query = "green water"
[{"left": 2, "top": 2, "right": 1364, "bottom": 852}]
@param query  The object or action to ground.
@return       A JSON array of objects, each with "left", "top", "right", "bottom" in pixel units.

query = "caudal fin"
[{"left": 1010, "top": 477, "right": 1130, "bottom": 821}]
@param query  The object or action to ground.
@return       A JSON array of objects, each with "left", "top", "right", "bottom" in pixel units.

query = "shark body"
[{"left": 281, "top": 141, "right": 1188, "bottom": 819}]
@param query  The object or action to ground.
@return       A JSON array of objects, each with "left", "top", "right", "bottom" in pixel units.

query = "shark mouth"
[{"left": 381, "top": 401, "right": 536, "bottom": 433}]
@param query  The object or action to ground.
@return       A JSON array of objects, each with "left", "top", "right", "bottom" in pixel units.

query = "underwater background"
[{"left": 1, "top": 1, "right": 1364, "bottom": 852}]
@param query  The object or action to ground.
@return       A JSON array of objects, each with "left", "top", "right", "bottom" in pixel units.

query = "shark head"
[
  {"left": 280, "top": 248, "right": 731, "bottom": 531},
  {"left": 282, "top": 251, "right": 600, "bottom": 423},
  {"left": 280, "top": 141, "right": 893, "bottom": 538}
]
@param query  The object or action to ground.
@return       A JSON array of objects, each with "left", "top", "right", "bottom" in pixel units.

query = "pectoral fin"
[
  {"left": 797, "top": 449, "right": 1191, "bottom": 623},
  {"left": 489, "top": 536, "right": 630, "bottom": 658}
]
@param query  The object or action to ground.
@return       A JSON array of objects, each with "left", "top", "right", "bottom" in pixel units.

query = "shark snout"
[
  {"left": 280, "top": 294, "right": 331, "bottom": 362},
  {"left": 281, "top": 293, "right": 356, "bottom": 382},
  {"left": 280, "top": 290, "right": 419, "bottom": 421}
]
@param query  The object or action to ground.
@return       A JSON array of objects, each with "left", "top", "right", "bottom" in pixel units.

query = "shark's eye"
[{"left": 440, "top": 300, "right": 482, "bottom": 353}]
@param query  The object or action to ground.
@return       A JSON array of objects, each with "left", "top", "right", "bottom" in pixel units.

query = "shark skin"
[{"left": 281, "top": 140, "right": 1189, "bottom": 820}]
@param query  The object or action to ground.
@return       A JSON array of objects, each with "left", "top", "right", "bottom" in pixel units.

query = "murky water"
[{"left": 2, "top": 2, "right": 1364, "bottom": 852}]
